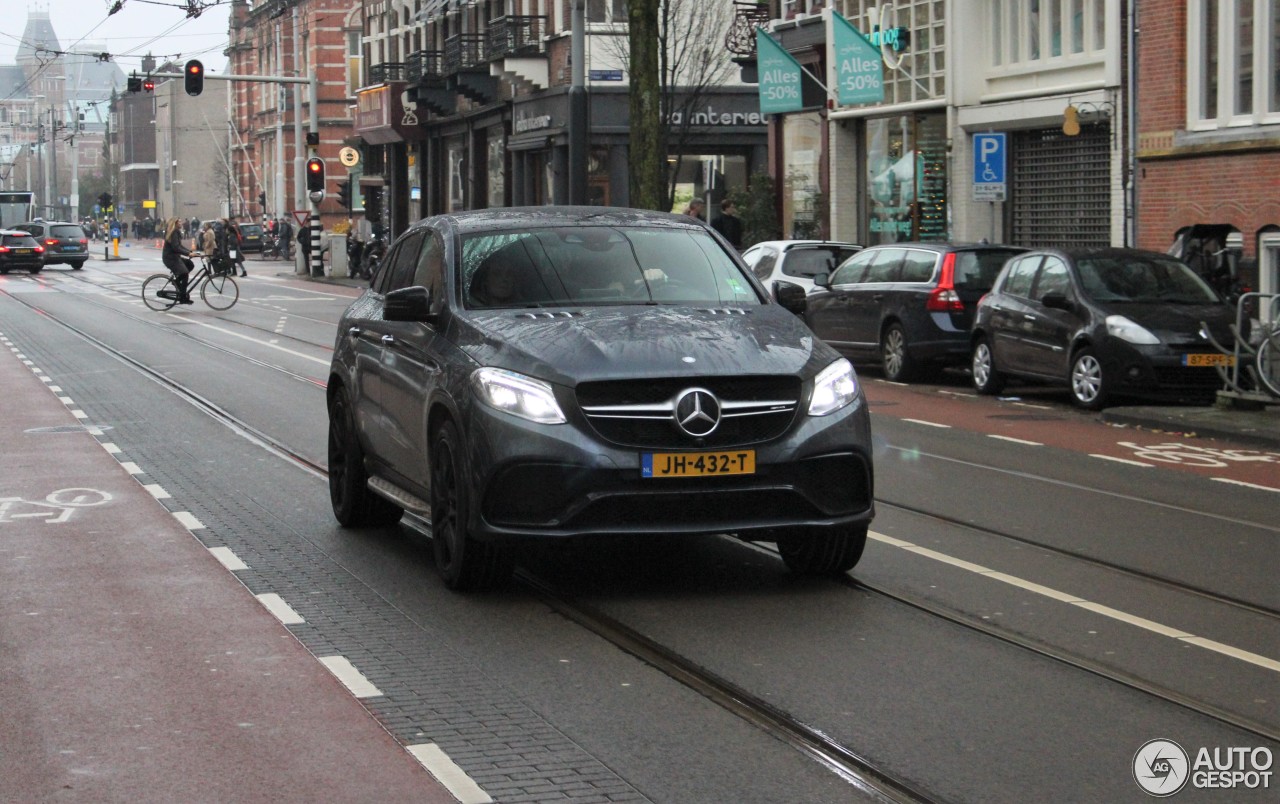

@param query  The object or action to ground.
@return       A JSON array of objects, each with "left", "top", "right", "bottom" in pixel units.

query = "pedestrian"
[
  {"left": 278, "top": 219, "right": 293, "bottom": 259},
  {"left": 225, "top": 218, "right": 248, "bottom": 277},
  {"left": 200, "top": 220, "right": 222, "bottom": 272},
  {"left": 297, "top": 220, "right": 311, "bottom": 263},
  {"left": 682, "top": 198, "right": 706, "bottom": 221},
  {"left": 162, "top": 217, "right": 195, "bottom": 304},
  {"left": 710, "top": 199, "right": 744, "bottom": 250}
]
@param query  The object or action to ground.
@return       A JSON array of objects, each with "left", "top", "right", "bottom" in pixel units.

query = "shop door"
[{"left": 1010, "top": 126, "right": 1110, "bottom": 248}]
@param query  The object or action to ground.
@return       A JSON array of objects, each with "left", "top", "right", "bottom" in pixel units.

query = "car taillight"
[
  {"left": 0, "top": 246, "right": 9, "bottom": 254},
  {"left": 34, "top": 245, "right": 45, "bottom": 253},
  {"left": 926, "top": 252, "right": 964, "bottom": 312},
  {"left": 79, "top": 238, "right": 88, "bottom": 245},
  {"left": 45, "top": 239, "right": 58, "bottom": 246}
]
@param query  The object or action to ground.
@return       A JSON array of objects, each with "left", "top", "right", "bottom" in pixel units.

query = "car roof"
[
  {"left": 0, "top": 228, "right": 37, "bottom": 235},
  {"left": 411, "top": 206, "right": 709, "bottom": 236},
  {"left": 1022, "top": 246, "right": 1179, "bottom": 261},
  {"left": 747, "top": 240, "right": 861, "bottom": 250},
  {"left": 860, "top": 241, "right": 1026, "bottom": 253}
]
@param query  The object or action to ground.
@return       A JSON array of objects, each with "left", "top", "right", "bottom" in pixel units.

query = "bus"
[{"left": 0, "top": 191, "right": 36, "bottom": 228}]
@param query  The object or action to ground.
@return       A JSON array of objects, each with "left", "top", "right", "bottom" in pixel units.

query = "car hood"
[
  {"left": 453, "top": 304, "right": 833, "bottom": 386},
  {"left": 1102, "top": 301, "right": 1235, "bottom": 344}
]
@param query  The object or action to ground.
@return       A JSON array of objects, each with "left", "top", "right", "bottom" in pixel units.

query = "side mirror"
[
  {"left": 773, "top": 281, "right": 807, "bottom": 314},
  {"left": 1041, "top": 292, "right": 1074, "bottom": 312},
  {"left": 812, "top": 272, "right": 830, "bottom": 288},
  {"left": 384, "top": 286, "right": 436, "bottom": 323}
]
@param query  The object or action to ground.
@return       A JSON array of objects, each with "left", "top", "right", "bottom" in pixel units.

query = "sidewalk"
[{"left": 0, "top": 338, "right": 454, "bottom": 801}]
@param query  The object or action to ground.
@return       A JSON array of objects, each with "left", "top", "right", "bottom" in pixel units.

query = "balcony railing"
[
  {"left": 368, "top": 62, "right": 408, "bottom": 83},
  {"left": 726, "top": 1, "right": 772, "bottom": 56},
  {"left": 443, "top": 34, "right": 487, "bottom": 74},
  {"left": 406, "top": 50, "right": 444, "bottom": 83},
  {"left": 484, "top": 15, "right": 546, "bottom": 61}
]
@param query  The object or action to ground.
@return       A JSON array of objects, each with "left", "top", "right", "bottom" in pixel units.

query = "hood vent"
[
  {"left": 696, "top": 307, "right": 750, "bottom": 316},
  {"left": 515, "top": 311, "right": 582, "bottom": 319}
]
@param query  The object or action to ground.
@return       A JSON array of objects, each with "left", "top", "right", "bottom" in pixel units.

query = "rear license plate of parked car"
[
  {"left": 1183, "top": 353, "right": 1234, "bottom": 367},
  {"left": 642, "top": 450, "right": 755, "bottom": 478}
]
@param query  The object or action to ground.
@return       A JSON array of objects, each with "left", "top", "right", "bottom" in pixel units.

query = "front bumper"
[
  {"left": 1103, "top": 340, "right": 1226, "bottom": 400},
  {"left": 463, "top": 394, "right": 875, "bottom": 541}
]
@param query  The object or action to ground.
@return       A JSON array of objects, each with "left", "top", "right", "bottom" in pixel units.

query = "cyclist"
[{"left": 162, "top": 217, "right": 195, "bottom": 304}]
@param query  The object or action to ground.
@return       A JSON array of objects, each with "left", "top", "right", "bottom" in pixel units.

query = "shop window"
[{"left": 864, "top": 112, "right": 947, "bottom": 245}]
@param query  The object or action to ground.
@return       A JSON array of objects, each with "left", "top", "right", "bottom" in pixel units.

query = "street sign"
[
  {"left": 973, "top": 132, "right": 1007, "bottom": 202},
  {"left": 339, "top": 147, "right": 360, "bottom": 168},
  {"left": 292, "top": 210, "right": 309, "bottom": 227}
]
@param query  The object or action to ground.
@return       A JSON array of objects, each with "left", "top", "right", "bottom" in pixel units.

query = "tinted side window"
[
  {"left": 830, "top": 250, "right": 874, "bottom": 285},
  {"left": 783, "top": 246, "right": 858, "bottom": 280},
  {"left": 1001, "top": 256, "right": 1042, "bottom": 298},
  {"left": 954, "top": 249, "right": 1021, "bottom": 291},
  {"left": 411, "top": 231, "right": 445, "bottom": 310},
  {"left": 899, "top": 250, "right": 937, "bottom": 283},
  {"left": 385, "top": 231, "right": 426, "bottom": 292},
  {"left": 1032, "top": 257, "right": 1072, "bottom": 301},
  {"left": 748, "top": 247, "right": 778, "bottom": 280},
  {"left": 862, "top": 248, "right": 905, "bottom": 283}
]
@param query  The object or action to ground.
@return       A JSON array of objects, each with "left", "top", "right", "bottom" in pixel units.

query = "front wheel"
[
  {"left": 201, "top": 274, "right": 239, "bottom": 310},
  {"left": 1069, "top": 347, "right": 1109, "bottom": 409},
  {"left": 430, "top": 421, "right": 511, "bottom": 591},
  {"left": 141, "top": 274, "right": 178, "bottom": 311},
  {"left": 971, "top": 337, "right": 1005, "bottom": 395},
  {"left": 778, "top": 525, "right": 867, "bottom": 576}
]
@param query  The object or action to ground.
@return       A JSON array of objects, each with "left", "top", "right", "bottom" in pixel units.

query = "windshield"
[
  {"left": 51, "top": 225, "right": 85, "bottom": 238},
  {"left": 1077, "top": 255, "right": 1221, "bottom": 304},
  {"left": 461, "top": 226, "right": 761, "bottom": 309},
  {"left": 783, "top": 246, "right": 860, "bottom": 279}
]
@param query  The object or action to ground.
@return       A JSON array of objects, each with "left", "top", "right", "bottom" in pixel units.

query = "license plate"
[
  {"left": 63, "top": 246, "right": 78, "bottom": 251},
  {"left": 15, "top": 248, "right": 31, "bottom": 253},
  {"left": 642, "top": 450, "right": 755, "bottom": 478},
  {"left": 1183, "top": 353, "right": 1234, "bottom": 367}
]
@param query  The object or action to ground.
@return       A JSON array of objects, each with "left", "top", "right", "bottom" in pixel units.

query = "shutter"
[{"left": 1010, "top": 126, "right": 1111, "bottom": 247}]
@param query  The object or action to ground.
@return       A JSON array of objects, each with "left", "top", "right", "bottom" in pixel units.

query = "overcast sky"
[{"left": 2, "top": 0, "right": 232, "bottom": 74}]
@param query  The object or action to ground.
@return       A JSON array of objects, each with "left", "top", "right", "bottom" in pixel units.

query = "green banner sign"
[
  {"left": 831, "top": 11, "right": 884, "bottom": 106},
  {"left": 756, "top": 29, "right": 804, "bottom": 114}
]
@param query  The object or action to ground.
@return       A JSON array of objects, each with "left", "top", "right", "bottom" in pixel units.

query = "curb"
[{"left": 1100, "top": 408, "right": 1280, "bottom": 450}]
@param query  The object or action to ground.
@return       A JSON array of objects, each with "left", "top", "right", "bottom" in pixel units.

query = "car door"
[
  {"left": 844, "top": 248, "right": 906, "bottom": 350},
  {"left": 985, "top": 255, "right": 1043, "bottom": 373},
  {"left": 805, "top": 249, "right": 873, "bottom": 349},
  {"left": 1020, "top": 256, "right": 1078, "bottom": 377},
  {"left": 377, "top": 229, "right": 449, "bottom": 494}
]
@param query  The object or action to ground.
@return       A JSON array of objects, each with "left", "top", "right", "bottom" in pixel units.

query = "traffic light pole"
[{"left": 147, "top": 69, "right": 322, "bottom": 276}]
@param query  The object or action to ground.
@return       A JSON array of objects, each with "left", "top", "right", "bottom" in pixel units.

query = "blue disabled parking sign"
[{"left": 973, "top": 132, "right": 1006, "bottom": 201}]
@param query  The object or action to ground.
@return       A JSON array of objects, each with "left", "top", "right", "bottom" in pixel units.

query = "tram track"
[{"left": 6, "top": 275, "right": 1277, "bottom": 797}]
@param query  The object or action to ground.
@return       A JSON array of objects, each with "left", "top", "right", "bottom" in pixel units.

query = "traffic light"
[
  {"left": 258, "top": 191, "right": 266, "bottom": 209},
  {"left": 143, "top": 76, "right": 155, "bottom": 92},
  {"left": 306, "top": 157, "right": 325, "bottom": 193},
  {"left": 184, "top": 59, "right": 204, "bottom": 96},
  {"left": 336, "top": 180, "right": 351, "bottom": 210},
  {"left": 98, "top": 192, "right": 113, "bottom": 209},
  {"left": 127, "top": 75, "right": 142, "bottom": 93}
]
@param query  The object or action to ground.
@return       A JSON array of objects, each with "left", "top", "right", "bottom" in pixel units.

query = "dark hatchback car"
[
  {"left": 237, "top": 222, "right": 264, "bottom": 252},
  {"left": 14, "top": 220, "right": 88, "bottom": 269},
  {"left": 970, "top": 248, "right": 1235, "bottom": 409},
  {"left": 805, "top": 242, "right": 1026, "bottom": 381},
  {"left": 0, "top": 229, "right": 46, "bottom": 274},
  {"left": 327, "top": 208, "right": 875, "bottom": 590}
]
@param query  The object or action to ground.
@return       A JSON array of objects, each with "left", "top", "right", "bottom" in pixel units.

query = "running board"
[{"left": 367, "top": 477, "right": 431, "bottom": 517}]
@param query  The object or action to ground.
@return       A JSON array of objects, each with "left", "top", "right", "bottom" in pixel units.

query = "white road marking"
[
  {"left": 902, "top": 418, "right": 951, "bottom": 428},
  {"left": 57, "top": 395, "right": 73, "bottom": 404},
  {"left": 101, "top": 442, "right": 121, "bottom": 454},
  {"left": 1089, "top": 453, "right": 1152, "bottom": 467},
  {"left": 161, "top": 316, "right": 329, "bottom": 365},
  {"left": 71, "top": 410, "right": 87, "bottom": 420},
  {"left": 1212, "top": 477, "right": 1280, "bottom": 494},
  {"left": 172, "top": 511, "right": 204, "bottom": 530},
  {"left": 120, "top": 461, "right": 143, "bottom": 475},
  {"left": 209, "top": 546, "right": 249, "bottom": 571},
  {"left": 868, "top": 531, "right": 1280, "bottom": 673},
  {"left": 407, "top": 744, "right": 493, "bottom": 804},
  {"left": 256, "top": 592, "right": 305, "bottom": 625},
  {"left": 987, "top": 434, "right": 1044, "bottom": 446},
  {"left": 142, "top": 484, "right": 171, "bottom": 499},
  {"left": 318, "top": 655, "right": 384, "bottom": 698}
]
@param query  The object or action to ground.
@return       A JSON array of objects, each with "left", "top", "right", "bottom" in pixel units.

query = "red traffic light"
[
  {"left": 143, "top": 77, "right": 155, "bottom": 92},
  {"left": 184, "top": 59, "right": 204, "bottom": 96},
  {"left": 306, "top": 157, "right": 325, "bottom": 193}
]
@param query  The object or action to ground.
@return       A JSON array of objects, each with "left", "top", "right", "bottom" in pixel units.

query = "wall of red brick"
[{"left": 1136, "top": 1, "right": 1186, "bottom": 131}]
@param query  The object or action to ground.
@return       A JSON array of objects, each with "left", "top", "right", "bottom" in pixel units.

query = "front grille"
[
  {"left": 576, "top": 375, "right": 801, "bottom": 449},
  {"left": 1151, "top": 366, "right": 1223, "bottom": 393}
]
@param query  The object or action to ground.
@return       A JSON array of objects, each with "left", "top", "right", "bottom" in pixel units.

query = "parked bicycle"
[
  {"left": 142, "top": 252, "right": 239, "bottom": 311},
  {"left": 261, "top": 232, "right": 290, "bottom": 260}
]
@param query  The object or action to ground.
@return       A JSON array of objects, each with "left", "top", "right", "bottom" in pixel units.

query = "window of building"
[
  {"left": 1189, "top": 0, "right": 1280, "bottom": 127},
  {"left": 586, "top": 0, "right": 627, "bottom": 24},
  {"left": 987, "top": 0, "right": 1106, "bottom": 67},
  {"left": 864, "top": 112, "right": 947, "bottom": 245}
]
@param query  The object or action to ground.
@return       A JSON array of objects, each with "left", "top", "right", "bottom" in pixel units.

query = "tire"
[
  {"left": 327, "top": 386, "right": 403, "bottom": 527},
  {"left": 1069, "top": 347, "right": 1109, "bottom": 410},
  {"left": 430, "top": 420, "right": 511, "bottom": 591},
  {"left": 880, "top": 323, "right": 916, "bottom": 382},
  {"left": 29, "top": 266, "right": 41, "bottom": 274},
  {"left": 71, "top": 261, "right": 85, "bottom": 270},
  {"left": 1256, "top": 330, "right": 1280, "bottom": 399},
  {"left": 201, "top": 274, "right": 239, "bottom": 310},
  {"left": 971, "top": 337, "right": 1005, "bottom": 395},
  {"left": 778, "top": 525, "right": 868, "bottom": 576},
  {"left": 141, "top": 274, "right": 178, "bottom": 311}
]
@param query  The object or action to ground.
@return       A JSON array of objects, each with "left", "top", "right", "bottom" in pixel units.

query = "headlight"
[
  {"left": 472, "top": 368, "right": 566, "bottom": 424},
  {"left": 1106, "top": 315, "right": 1160, "bottom": 345},
  {"left": 809, "top": 358, "right": 859, "bottom": 416}
]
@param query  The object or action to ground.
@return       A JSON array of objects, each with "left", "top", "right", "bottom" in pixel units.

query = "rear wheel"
[
  {"left": 141, "top": 274, "right": 178, "bottom": 311},
  {"left": 880, "top": 323, "right": 916, "bottom": 382},
  {"left": 430, "top": 421, "right": 511, "bottom": 591},
  {"left": 327, "top": 387, "right": 403, "bottom": 527},
  {"left": 778, "top": 525, "right": 867, "bottom": 576},
  {"left": 1069, "top": 347, "right": 1109, "bottom": 409},
  {"left": 71, "top": 260, "right": 85, "bottom": 270},
  {"left": 201, "top": 274, "right": 239, "bottom": 310},
  {"left": 971, "top": 337, "right": 1005, "bottom": 395},
  {"left": 29, "top": 266, "right": 41, "bottom": 274}
]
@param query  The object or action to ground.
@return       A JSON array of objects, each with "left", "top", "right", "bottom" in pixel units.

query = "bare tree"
[
  {"left": 615, "top": 0, "right": 734, "bottom": 209},
  {"left": 628, "top": 0, "right": 663, "bottom": 210}
]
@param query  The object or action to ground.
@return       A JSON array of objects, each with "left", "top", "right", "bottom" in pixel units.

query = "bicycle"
[
  {"left": 1256, "top": 318, "right": 1280, "bottom": 398},
  {"left": 141, "top": 252, "right": 239, "bottom": 311}
]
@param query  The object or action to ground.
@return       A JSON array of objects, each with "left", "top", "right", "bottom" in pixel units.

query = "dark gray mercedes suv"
[{"left": 327, "top": 208, "right": 875, "bottom": 590}]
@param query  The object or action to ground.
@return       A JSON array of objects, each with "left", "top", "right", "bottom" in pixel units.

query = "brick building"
[
  {"left": 227, "top": 0, "right": 358, "bottom": 230},
  {"left": 1135, "top": 1, "right": 1280, "bottom": 298}
]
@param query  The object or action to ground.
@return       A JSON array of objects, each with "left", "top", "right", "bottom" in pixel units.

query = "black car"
[
  {"left": 238, "top": 222, "right": 264, "bottom": 252},
  {"left": 970, "top": 248, "right": 1235, "bottom": 409},
  {"left": 0, "top": 229, "right": 46, "bottom": 274},
  {"left": 14, "top": 220, "right": 88, "bottom": 269},
  {"left": 327, "top": 207, "right": 875, "bottom": 590},
  {"left": 805, "top": 242, "right": 1026, "bottom": 381}
]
